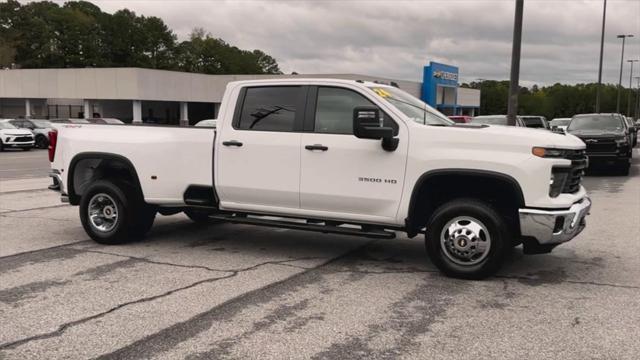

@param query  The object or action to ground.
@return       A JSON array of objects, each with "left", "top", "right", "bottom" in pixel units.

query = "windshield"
[
  {"left": 550, "top": 119, "right": 570, "bottom": 126},
  {"left": 367, "top": 86, "right": 453, "bottom": 126},
  {"left": 0, "top": 121, "right": 17, "bottom": 129},
  {"left": 568, "top": 115, "right": 624, "bottom": 132},
  {"left": 472, "top": 116, "right": 508, "bottom": 125}
]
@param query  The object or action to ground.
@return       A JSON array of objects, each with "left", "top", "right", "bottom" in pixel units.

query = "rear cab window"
[{"left": 235, "top": 86, "right": 305, "bottom": 132}]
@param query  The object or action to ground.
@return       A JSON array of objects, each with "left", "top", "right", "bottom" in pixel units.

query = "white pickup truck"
[{"left": 49, "top": 79, "right": 591, "bottom": 279}]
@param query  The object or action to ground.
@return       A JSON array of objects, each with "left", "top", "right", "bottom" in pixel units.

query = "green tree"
[
  {"left": 138, "top": 16, "right": 176, "bottom": 69},
  {"left": 3, "top": 1, "right": 282, "bottom": 75}
]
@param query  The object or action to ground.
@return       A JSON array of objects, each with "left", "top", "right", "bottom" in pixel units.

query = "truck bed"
[{"left": 52, "top": 124, "right": 215, "bottom": 205}]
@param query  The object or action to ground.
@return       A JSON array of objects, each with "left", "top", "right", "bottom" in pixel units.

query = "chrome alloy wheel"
[
  {"left": 440, "top": 216, "right": 491, "bottom": 266},
  {"left": 88, "top": 193, "right": 119, "bottom": 232}
]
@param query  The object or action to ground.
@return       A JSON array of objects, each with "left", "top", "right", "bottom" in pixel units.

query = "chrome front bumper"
[{"left": 519, "top": 197, "right": 591, "bottom": 245}]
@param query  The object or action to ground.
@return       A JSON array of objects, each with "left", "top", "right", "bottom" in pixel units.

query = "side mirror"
[{"left": 353, "top": 106, "right": 398, "bottom": 151}]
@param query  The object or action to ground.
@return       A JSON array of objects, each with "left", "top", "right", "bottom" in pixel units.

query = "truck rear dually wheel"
[
  {"left": 80, "top": 180, "right": 155, "bottom": 244},
  {"left": 80, "top": 180, "right": 133, "bottom": 244},
  {"left": 425, "top": 199, "right": 509, "bottom": 280}
]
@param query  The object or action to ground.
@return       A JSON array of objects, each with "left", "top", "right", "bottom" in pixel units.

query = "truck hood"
[
  {"left": 449, "top": 124, "right": 585, "bottom": 149},
  {"left": 567, "top": 129, "right": 626, "bottom": 138}
]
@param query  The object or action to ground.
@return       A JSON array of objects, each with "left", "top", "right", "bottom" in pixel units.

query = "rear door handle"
[
  {"left": 305, "top": 144, "right": 328, "bottom": 151},
  {"left": 223, "top": 140, "right": 243, "bottom": 147}
]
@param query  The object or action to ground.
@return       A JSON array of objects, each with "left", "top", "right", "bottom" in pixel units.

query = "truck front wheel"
[{"left": 425, "top": 199, "right": 509, "bottom": 280}]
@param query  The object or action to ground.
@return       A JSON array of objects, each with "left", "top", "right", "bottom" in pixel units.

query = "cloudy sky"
[{"left": 87, "top": 0, "right": 640, "bottom": 86}]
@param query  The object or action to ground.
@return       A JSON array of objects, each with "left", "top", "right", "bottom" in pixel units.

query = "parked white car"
[
  {"left": 550, "top": 118, "right": 572, "bottom": 132},
  {"left": 471, "top": 115, "right": 526, "bottom": 127},
  {"left": 0, "top": 119, "right": 35, "bottom": 151},
  {"left": 195, "top": 119, "right": 217, "bottom": 128},
  {"left": 48, "top": 79, "right": 591, "bottom": 279}
]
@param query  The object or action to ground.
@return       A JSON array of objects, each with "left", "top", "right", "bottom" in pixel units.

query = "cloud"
[{"left": 82, "top": 0, "right": 640, "bottom": 85}]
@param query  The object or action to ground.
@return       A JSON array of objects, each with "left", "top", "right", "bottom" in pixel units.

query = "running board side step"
[{"left": 208, "top": 214, "right": 396, "bottom": 239}]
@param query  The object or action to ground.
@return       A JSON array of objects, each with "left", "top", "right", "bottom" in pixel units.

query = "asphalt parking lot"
[{"left": 0, "top": 149, "right": 639, "bottom": 359}]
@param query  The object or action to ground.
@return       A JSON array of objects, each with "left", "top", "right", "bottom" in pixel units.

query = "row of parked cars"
[
  {"left": 0, "top": 118, "right": 124, "bottom": 151},
  {"left": 449, "top": 113, "right": 638, "bottom": 175}
]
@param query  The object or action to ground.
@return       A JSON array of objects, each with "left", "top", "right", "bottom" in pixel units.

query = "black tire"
[
  {"left": 80, "top": 180, "right": 135, "bottom": 245},
  {"left": 35, "top": 135, "right": 48, "bottom": 149},
  {"left": 184, "top": 208, "right": 215, "bottom": 223},
  {"left": 0, "top": 140, "right": 4, "bottom": 152},
  {"left": 116, "top": 181, "right": 157, "bottom": 238},
  {"left": 618, "top": 162, "right": 630, "bottom": 176},
  {"left": 425, "top": 198, "right": 510, "bottom": 280},
  {"left": 130, "top": 204, "right": 157, "bottom": 237}
]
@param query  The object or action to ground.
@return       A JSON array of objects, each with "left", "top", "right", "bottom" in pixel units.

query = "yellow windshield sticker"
[{"left": 372, "top": 88, "right": 391, "bottom": 98}]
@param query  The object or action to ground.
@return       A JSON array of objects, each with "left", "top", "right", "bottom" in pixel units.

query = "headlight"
[
  {"left": 615, "top": 138, "right": 628, "bottom": 146},
  {"left": 532, "top": 147, "right": 569, "bottom": 158}
]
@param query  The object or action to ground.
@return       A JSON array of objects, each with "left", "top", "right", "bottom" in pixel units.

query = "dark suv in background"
[{"left": 567, "top": 113, "right": 632, "bottom": 175}]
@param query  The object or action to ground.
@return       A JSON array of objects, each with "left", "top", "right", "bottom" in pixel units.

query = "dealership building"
[{"left": 0, "top": 61, "right": 479, "bottom": 125}]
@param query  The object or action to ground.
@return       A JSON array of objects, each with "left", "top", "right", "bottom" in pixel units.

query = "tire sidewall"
[
  {"left": 426, "top": 200, "right": 509, "bottom": 279},
  {"left": 35, "top": 135, "right": 48, "bottom": 149},
  {"left": 80, "top": 181, "right": 132, "bottom": 244}
]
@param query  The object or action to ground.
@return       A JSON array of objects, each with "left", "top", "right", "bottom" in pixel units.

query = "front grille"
[
  {"left": 562, "top": 150, "right": 587, "bottom": 194},
  {"left": 14, "top": 136, "right": 33, "bottom": 142},
  {"left": 583, "top": 139, "right": 616, "bottom": 153}
]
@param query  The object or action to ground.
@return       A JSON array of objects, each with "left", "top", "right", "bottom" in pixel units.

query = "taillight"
[{"left": 48, "top": 129, "right": 58, "bottom": 162}]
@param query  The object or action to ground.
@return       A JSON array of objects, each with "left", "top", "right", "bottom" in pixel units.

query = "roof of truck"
[{"left": 227, "top": 78, "right": 395, "bottom": 88}]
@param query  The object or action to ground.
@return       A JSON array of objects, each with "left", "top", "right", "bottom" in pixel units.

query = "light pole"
[
  {"left": 596, "top": 0, "right": 607, "bottom": 113},
  {"left": 635, "top": 76, "right": 640, "bottom": 120},
  {"left": 616, "top": 34, "right": 633, "bottom": 113},
  {"left": 627, "top": 59, "right": 639, "bottom": 116},
  {"left": 476, "top": 78, "right": 486, "bottom": 115},
  {"left": 507, "top": 0, "right": 524, "bottom": 126}
]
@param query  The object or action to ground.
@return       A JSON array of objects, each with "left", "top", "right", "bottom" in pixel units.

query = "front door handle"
[
  {"left": 223, "top": 140, "right": 243, "bottom": 147},
  {"left": 305, "top": 144, "right": 328, "bottom": 151}
]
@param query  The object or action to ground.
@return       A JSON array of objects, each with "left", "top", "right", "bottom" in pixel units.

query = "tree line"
[
  {"left": 463, "top": 80, "right": 639, "bottom": 119},
  {"left": 2, "top": 1, "right": 638, "bottom": 119},
  {"left": 0, "top": 0, "right": 282, "bottom": 74}
]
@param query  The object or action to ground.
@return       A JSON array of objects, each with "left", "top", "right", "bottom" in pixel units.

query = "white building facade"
[{"left": 0, "top": 67, "right": 478, "bottom": 124}]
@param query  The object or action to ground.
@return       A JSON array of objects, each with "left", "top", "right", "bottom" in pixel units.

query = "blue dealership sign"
[{"left": 422, "top": 62, "right": 459, "bottom": 109}]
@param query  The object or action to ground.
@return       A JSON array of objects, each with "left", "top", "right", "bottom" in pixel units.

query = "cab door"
[
  {"left": 299, "top": 86, "right": 408, "bottom": 222},
  {"left": 216, "top": 86, "right": 306, "bottom": 210}
]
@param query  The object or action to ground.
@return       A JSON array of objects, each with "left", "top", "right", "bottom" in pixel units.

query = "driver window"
[{"left": 314, "top": 87, "right": 397, "bottom": 135}]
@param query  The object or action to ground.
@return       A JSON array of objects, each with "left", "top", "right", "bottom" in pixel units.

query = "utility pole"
[
  {"left": 627, "top": 59, "right": 638, "bottom": 116},
  {"left": 507, "top": 0, "right": 524, "bottom": 126},
  {"left": 616, "top": 34, "right": 633, "bottom": 113},
  {"left": 596, "top": 0, "right": 607, "bottom": 113}
]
